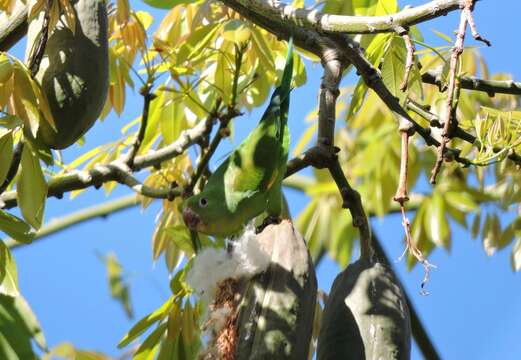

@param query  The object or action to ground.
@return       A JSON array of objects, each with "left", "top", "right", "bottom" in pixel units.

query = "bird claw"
[{"left": 256, "top": 215, "right": 282, "bottom": 234}]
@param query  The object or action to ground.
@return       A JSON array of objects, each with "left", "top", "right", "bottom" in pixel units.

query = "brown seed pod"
[
  {"left": 25, "top": 0, "right": 108, "bottom": 149},
  {"left": 318, "top": 258, "right": 411, "bottom": 360},
  {"left": 234, "top": 220, "right": 317, "bottom": 359}
]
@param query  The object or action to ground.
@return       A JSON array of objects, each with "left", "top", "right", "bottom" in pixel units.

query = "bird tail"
[{"left": 278, "top": 38, "right": 294, "bottom": 99}]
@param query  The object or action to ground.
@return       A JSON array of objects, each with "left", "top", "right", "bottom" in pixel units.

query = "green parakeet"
[{"left": 182, "top": 41, "right": 293, "bottom": 237}]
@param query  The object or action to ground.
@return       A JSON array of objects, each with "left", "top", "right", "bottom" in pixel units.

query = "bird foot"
[{"left": 256, "top": 215, "right": 282, "bottom": 234}]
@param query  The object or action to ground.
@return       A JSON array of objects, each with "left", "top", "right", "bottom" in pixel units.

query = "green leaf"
[
  {"left": 346, "top": 79, "right": 368, "bottom": 120},
  {"left": 118, "top": 297, "right": 173, "bottom": 348},
  {"left": 164, "top": 241, "right": 183, "bottom": 273},
  {"left": 483, "top": 213, "right": 501, "bottom": 256},
  {"left": 16, "top": 143, "right": 47, "bottom": 229},
  {"left": 322, "top": 0, "right": 353, "bottom": 15},
  {"left": 222, "top": 19, "right": 251, "bottom": 44},
  {"left": 176, "top": 24, "right": 219, "bottom": 65},
  {"left": 381, "top": 35, "right": 406, "bottom": 101},
  {"left": 0, "top": 54, "right": 13, "bottom": 83},
  {"left": 431, "top": 29, "right": 453, "bottom": 44},
  {"left": 0, "top": 210, "right": 35, "bottom": 244},
  {"left": 44, "top": 342, "right": 110, "bottom": 360},
  {"left": 445, "top": 191, "right": 479, "bottom": 212},
  {"left": 0, "top": 132, "right": 13, "bottom": 186},
  {"left": 101, "top": 253, "right": 133, "bottom": 319},
  {"left": 157, "top": 336, "right": 177, "bottom": 360},
  {"left": 0, "top": 294, "right": 46, "bottom": 358},
  {"left": 133, "top": 323, "right": 167, "bottom": 360},
  {"left": 0, "top": 241, "right": 18, "bottom": 297},
  {"left": 425, "top": 193, "right": 450, "bottom": 249},
  {"left": 141, "top": 0, "right": 196, "bottom": 9},
  {"left": 511, "top": 238, "right": 521, "bottom": 272},
  {"left": 17, "top": 145, "right": 47, "bottom": 229},
  {"left": 163, "top": 226, "right": 194, "bottom": 256},
  {"left": 498, "top": 218, "right": 520, "bottom": 250},
  {"left": 471, "top": 212, "right": 481, "bottom": 239}
]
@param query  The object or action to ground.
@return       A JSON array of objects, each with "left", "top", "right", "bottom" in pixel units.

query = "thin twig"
[
  {"left": 463, "top": 0, "right": 491, "bottom": 46},
  {"left": 185, "top": 45, "right": 246, "bottom": 195},
  {"left": 394, "top": 131, "right": 410, "bottom": 204},
  {"left": 397, "top": 206, "right": 436, "bottom": 296},
  {"left": 28, "top": 0, "right": 52, "bottom": 77},
  {"left": 393, "top": 130, "right": 434, "bottom": 293},
  {"left": 399, "top": 29, "right": 416, "bottom": 92},
  {"left": 430, "top": 2, "right": 470, "bottom": 184},
  {"left": 185, "top": 108, "right": 240, "bottom": 195},
  {"left": 123, "top": 83, "right": 156, "bottom": 168},
  {"left": 108, "top": 163, "right": 181, "bottom": 200}
]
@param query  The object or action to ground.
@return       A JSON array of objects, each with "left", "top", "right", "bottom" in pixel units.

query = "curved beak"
[{"left": 182, "top": 207, "right": 202, "bottom": 230}]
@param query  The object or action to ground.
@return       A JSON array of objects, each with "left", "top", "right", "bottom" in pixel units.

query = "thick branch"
[
  {"left": 0, "top": 2, "right": 28, "bottom": 51},
  {"left": 0, "top": 118, "right": 213, "bottom": 209},
  {"left": 422, "top": 70, "right": 521, "bottom": 96},
  {"left": 230, "top": 0, "right": 462, "bottom": 34},
  {"left": 329, "top": 160, "right": 373, "bottom": 260}
]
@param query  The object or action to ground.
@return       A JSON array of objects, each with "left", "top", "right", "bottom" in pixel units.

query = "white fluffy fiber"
[
  {"left": 231, "top": 225, "right": 271, "bottom": 277},
  {"left": 186, "top": 225, "right": 271, "bottom": 301}
]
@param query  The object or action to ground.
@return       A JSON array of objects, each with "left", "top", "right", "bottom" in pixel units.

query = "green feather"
[{"left": 183, "top": 40, "right": 294, "bottom": 236}]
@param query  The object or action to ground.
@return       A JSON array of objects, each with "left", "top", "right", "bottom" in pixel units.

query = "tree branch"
[
  {"left": 421, "top": 70, "right": 521, "bottom": 96},
  {"left": 5, "top": 194, "right": 138, "bottom": 250},
  {"left": 0, "top": 2, "right": 28, "bottom": 51},
  {"left": 430, "top": 1, "right": 472, "bottom": 184},
  {"left": 122, "top": 83, "right": 156, "bottom": 168},
  {"left": 0, "top": 118, "right": 214, "bottom": 209},
  {"left": 230, "top": 0, "right": 463, "bottom": 35},
  {"left": 406, "top": 99, "right": 521, "bottom": 166}
]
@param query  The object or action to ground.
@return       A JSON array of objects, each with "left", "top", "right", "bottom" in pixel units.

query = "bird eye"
[{"left": 199, "top": 197, "right": 208, "bottom": 207}]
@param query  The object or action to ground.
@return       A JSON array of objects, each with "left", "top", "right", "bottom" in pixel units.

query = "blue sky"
[{"left": 8, "top": 1, "right": 521, "bottom": 359}]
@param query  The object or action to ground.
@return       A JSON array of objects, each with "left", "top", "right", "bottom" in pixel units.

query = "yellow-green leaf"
[
  {"left": 102, "top": 253, "right": 133, "bottom": 319},
  {"left": 0, "top": 210, "right": 35, "bottom": 244},
  {"left": 118, "top": 297, "right": 173, "bottom": 348},
  {"left": 222, "top": 19, "right": 251, "bottom": 44},
  {"left": 0, "top": 241, "right": 19, "bottom": 297},
  {"left": 0, "top": 131, "right": 13, "bottom": 185},
  {"left": 17, "top": 145, "right": 47, "bottom": 229},
  {"left": 133, "top": 323, "right": 167, "bottom": 360},
  {"left": 0, "top": 54, "right": 13, "bottom": 83}
]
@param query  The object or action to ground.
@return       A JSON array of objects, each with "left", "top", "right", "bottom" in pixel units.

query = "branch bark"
[
  {"left": 5, "top": 194, "right": 138, "bottom": 250},
  {"left": 0, "top": 117, "right": 214, "bottom": 209},
  {"left": 0, "top": 2, "right": 28, "bottom": 51},
  {"left": 421, "top": 70, "right": 521, "bottom": 95}
]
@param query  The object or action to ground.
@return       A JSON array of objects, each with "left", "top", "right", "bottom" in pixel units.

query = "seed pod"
[
  {"left": 25, "top": 0, "right": 108, "bottom": 149},
  {"left": 317, "top": 258, "right": 411, "bottom": 360},
  {"left": 234, "top": 220, "right": 317, "bottom": 359}
]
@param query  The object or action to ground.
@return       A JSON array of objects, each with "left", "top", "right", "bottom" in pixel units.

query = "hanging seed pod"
[
  {"left": 24, "top": 0, "right": 108, "bottom": 149},
  {"left": 317, "top": 258, "right": 411, "bottom": 360},
  {"left": 234, "top": 220, "right": 317, "bottom": 360}
]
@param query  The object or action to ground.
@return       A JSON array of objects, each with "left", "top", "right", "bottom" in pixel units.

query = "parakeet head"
[{"left": 182, "top": 188, "right": 235, "bottom": 236}]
